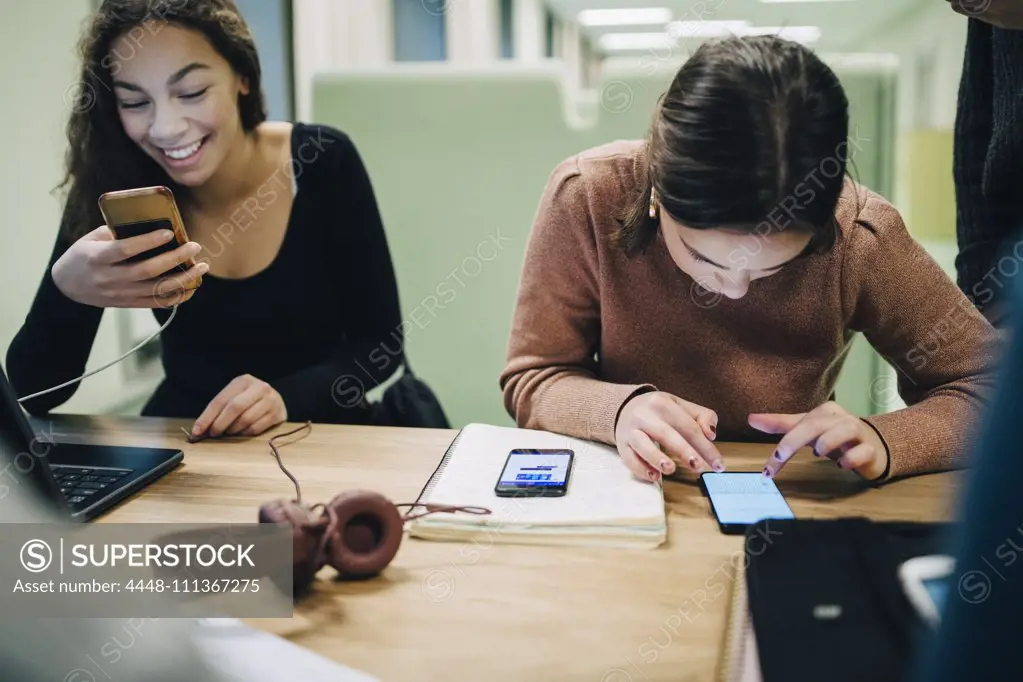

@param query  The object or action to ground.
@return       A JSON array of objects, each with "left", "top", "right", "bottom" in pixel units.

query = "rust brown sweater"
[{"left": 500, "top": 140, "right": 1001, "bottom": 480}]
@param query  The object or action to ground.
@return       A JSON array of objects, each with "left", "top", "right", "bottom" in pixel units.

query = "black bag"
[
  {"left": 369, "top": 356, "right": 451, "bottom": 429},
  {"left": 743, "top": 517, "right": 954, "bottom": 682}
]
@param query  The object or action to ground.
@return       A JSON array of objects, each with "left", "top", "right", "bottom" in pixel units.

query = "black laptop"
[{"left": 0, "top": 364, "right": 183, "bottom": 521}]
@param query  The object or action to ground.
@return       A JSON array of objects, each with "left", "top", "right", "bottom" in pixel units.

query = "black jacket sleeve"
[
  {"left": 5, "top": 228, "right": 104, "bottom": 414},
  {"left": 268, "top": 130, "right": 403, "bottom": 422}
]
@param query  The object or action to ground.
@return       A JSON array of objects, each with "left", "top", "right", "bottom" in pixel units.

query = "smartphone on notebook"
[
  {"left": 700, "top": 472, "right": 795, "bottom": 535},
  {"left": 494, "top": 449, "right": 574, "bottom": 497}
]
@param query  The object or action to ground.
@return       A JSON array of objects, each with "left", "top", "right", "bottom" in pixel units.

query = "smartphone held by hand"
[{"left": 98, "top": 185, "right": 200, "bottom": 287}]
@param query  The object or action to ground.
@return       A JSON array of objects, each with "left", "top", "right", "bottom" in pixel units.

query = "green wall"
[{"left": 312, "top": 63, "right": 895, "bottom": 428}]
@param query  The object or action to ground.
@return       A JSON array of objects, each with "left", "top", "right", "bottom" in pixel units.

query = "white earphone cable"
[{"left": 17, "top": 305, "right": 178, "bottom": 404}]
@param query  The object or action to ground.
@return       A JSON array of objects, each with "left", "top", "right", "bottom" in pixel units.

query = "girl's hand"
[
  {"left": 52, "top": 225, "right": 208, "bottom": 308},
  {"left": 615, "top": 391, "right": 725, "bottom": 482},
  {"left": 749, "top": 401, "right": 888, "bottom": 480},
  {"left": 192, "top": 375, "right": 288, "bottom": 438}
]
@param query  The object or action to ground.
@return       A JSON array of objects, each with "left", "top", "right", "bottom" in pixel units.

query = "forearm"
[
  {"left": 502, "top": 365, "right": 654, "bottom": 444},
  {"left": 862, "top": 389, "right": 991, "bottom": 479}
]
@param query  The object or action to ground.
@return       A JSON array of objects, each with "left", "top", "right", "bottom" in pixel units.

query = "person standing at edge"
[
  {"left": 949, "top": 0, "right": 1023, "bottom": 327},
  {"left": 7, "top": 0, "right": 403, "bottom": 436},
  {"left": 500, "top": 36, "right": 999, "bottom": 485}
]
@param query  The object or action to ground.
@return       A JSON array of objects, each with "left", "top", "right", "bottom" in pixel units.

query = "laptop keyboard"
[{"left": 50, "top": 464, "right": 133, "bottom": 506}]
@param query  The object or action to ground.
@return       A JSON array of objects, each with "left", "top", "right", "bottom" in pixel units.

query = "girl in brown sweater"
[{"left": 500, "top": 36, "right": 1000, "bottom": 485}]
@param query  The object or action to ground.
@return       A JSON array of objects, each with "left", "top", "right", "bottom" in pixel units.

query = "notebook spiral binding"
[
  {"left": 718, "top": 558, "right": 755, "bottom": 682},
  {"left": 408, "top": 426, "right": 467, "bottom": 514}
]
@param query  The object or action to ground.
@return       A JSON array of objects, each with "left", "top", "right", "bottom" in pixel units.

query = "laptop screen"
[{"left": 0, "top": 365, "right": 66, "bottom": 508}]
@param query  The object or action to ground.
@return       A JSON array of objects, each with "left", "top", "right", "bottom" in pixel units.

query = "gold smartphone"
[{"left": 98, "top": 185, "right": 200, "bottom": 287}]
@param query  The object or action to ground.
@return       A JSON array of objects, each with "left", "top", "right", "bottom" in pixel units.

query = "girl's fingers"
[
  {"left": 627, "top": 430, "right": 666, "bottom": 481},
  {"left": 102, "top": 228, "right": 176, "bottom": 264},
  {"left": 836, "top": 443, "right": 877, "bottom": 471},
  {"left": 650, "top": 422, "right": 707, "bottom": 473},
  {"left": 242, "top": 412, "right": 282, "bottom": 437},
  {"left": 642, "top": 423, "right": 695, "bottom": 474},
  {"left": 812, "top": 419, "right": 862, "bottom": 459},
  {"left": 764, "top": 415, "right": 840, "bottom": 478},
  {"left": 150, "top": 262, "right": 208, "bottom": 297},
  {"left": 228, "top": 397, "right": 273, "bottom": 435},
  {"left": 621, "top": 442, "right": 662, "bottom": 482},
  {"left": 208, "top": 383, "right": 264, "bottom": 437},
  {"left": 691, "top": 407, "right": 719, "bottom": 442},
  {"left": 126, "top": 241, "right": 202, "bottom": 281},
  {"left": 773, "top": 415, "right": 841, "bottom": 462}
]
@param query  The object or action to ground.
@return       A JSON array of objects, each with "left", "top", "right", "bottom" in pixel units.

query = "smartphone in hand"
[{"left": 98, "top": 185, "right": 197, "bottom": 280}]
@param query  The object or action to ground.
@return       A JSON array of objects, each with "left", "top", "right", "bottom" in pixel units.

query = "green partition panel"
[{"left": 312, "top": 62, "right": 894, "bottom": 428}]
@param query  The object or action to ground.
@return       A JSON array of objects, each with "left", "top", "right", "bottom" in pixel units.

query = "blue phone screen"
[
  {"left": 703, "top": 472, "right": 795, "bottom": 525},
  {"left": 498, "top": 450, "right": 572, "bottom": 488}
]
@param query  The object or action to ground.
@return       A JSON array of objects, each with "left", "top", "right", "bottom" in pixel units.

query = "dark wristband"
[
  {"left": 860, "top": 418, "right": 891, "bottom": 484},
  {"left": 613, "top": 385, "right": 658, "bottom": 433}
]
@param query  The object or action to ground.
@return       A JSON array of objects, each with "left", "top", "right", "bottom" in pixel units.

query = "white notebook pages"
[{"left": 407, "top": 423, "right": 667, "bottom": 549}]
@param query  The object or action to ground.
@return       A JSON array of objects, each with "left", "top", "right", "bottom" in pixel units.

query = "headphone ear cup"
[
  {"left": 323, "top": 491, "right": 404, "bottom": 579},
  {"left": 259, "top": 499, "right": 328, "bottom": 595}
]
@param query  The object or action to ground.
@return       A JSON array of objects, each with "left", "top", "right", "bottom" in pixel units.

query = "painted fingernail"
[
  {"left": 762, "top": 467, "right": 772, "bottom": 478},
  {"left": 773, "top": 450, "right": 783, "bottom": 461},
  {"left": 709, "top": 424, "right": 717, "bottom": 440},
  {"left": 659, "top": 459, "right": 672, "bottom": 473},
  {"left": 688, "top": 457, "right": 698, "bottom": 470},
  {"left": 648, "top": 470, "right": 659, "bottom": 481},
  {"left": 712, "top": 460, "right": 725, "bottom": 472}
]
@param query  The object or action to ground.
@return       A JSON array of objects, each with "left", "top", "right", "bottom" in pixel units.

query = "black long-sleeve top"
[
  {"left": 6, "top": 123, "right": 403, "bottom": 423},
  {"left": 953, "top": 18, "right": 1023, "bottom": 324}
]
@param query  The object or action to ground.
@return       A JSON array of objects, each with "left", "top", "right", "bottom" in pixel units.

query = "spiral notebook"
[
  {"left": 407, "top": 423, "right": 667, "bottom": 549},
  {"left": 717, "top": 559, "right": 763, "bottom": 682}
]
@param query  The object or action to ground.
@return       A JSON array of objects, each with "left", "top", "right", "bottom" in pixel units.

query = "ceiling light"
[
  {"left": 597, "top": 23, "right": 823, "bottom": 52},
  {"left": 578, "top": 7, "right": 673, "bottom": 27}
]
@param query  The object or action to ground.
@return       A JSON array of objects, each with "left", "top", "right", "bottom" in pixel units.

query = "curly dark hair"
[{"left": 58, "top": 0, "right": 267, "bottom": 241}]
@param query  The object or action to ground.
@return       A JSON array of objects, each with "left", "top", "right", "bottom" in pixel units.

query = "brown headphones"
[{"left": 230, "top": 423, "right": 491, "bottom": 596}]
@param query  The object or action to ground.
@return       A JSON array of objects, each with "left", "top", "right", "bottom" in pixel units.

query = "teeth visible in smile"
[{"left": 162, "top": 138, "right": 204, "bottom": 160}]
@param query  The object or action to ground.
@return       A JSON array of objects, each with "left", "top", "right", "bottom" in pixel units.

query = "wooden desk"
[{"left": 40, "top": 415, "right": 961, "bottom": 682}]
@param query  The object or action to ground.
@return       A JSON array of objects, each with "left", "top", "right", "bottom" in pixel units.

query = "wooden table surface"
[{"left": 39, "top": 415, "right": 961, "bottom": 682}]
